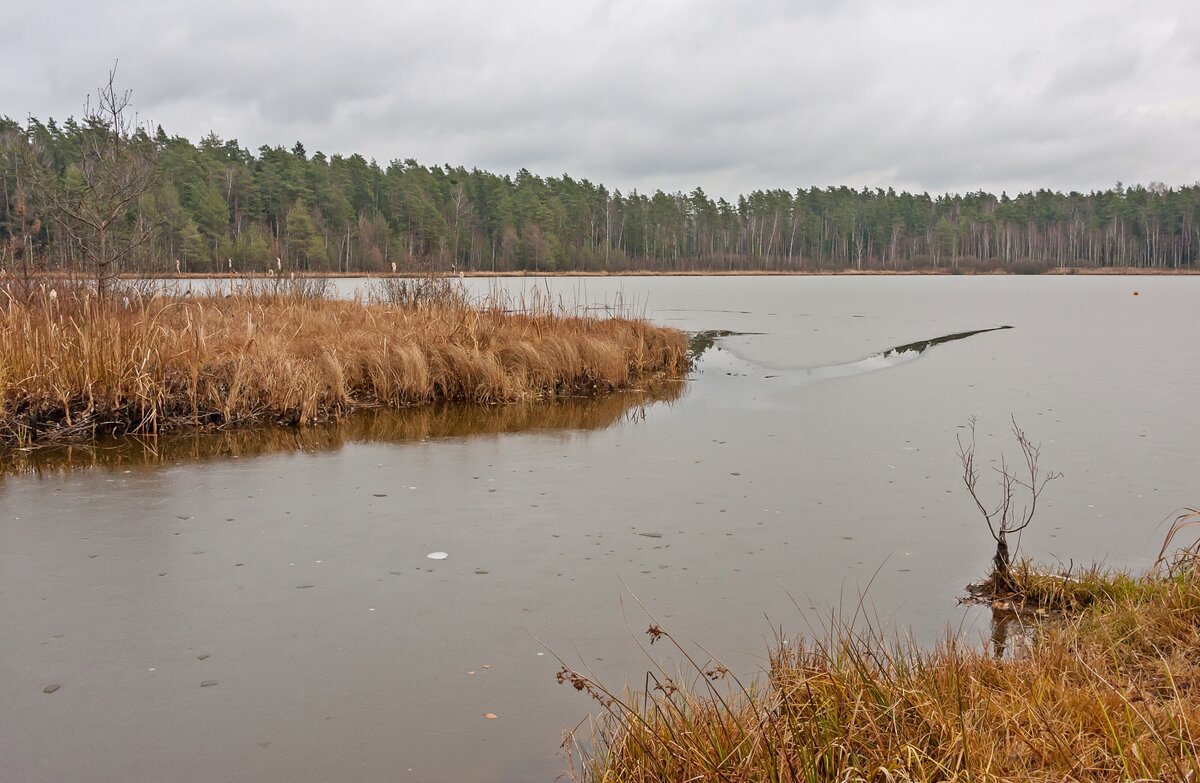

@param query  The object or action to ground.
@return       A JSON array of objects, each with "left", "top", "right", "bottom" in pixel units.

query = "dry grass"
[
  {"left": 0, "top": 287, "right": 688, "bottom": 445},
  {"left": 561, "top": 562, "right": 1200, "bottom": 783}
]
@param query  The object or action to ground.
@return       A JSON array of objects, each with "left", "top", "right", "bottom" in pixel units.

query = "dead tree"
[
  {"left": 957, "top": 416, "right": 1060, "bottom": 595},
  {"left": 28, "top": 64, "right": 159, "bottom": 299}
]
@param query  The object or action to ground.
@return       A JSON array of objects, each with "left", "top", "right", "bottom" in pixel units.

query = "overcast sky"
[{"left": 5, "top": 0, "right": 1198, "bottom": 198}]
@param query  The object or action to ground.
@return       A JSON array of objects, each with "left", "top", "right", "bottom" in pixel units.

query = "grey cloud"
[{"left": 5, "top": 0, "right": 1199, "bottom": 197}]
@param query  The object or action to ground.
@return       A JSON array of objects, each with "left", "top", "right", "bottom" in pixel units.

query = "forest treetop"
[{"left": 3, "top": 112, "right": 1198, "bottom": 276}]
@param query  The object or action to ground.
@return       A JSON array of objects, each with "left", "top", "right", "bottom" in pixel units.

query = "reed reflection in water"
[{"left": 0, "top": 382, "right": 685, "bottom": 476}]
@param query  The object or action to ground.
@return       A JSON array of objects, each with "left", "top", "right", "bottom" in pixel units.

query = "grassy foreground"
[
  {"left": 561, "top": 547, "right": 1200, "bottom": 782},
  {"left": 0, "top": 286, "right": 688, "bottom": 446}
]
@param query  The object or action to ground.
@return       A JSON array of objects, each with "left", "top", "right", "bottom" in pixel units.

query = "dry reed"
[
  {"left": 0, "top": 288, "right": 688, "bottom": 445},
  {"left": 560, "top": 560, "right": 1200, "bottom": 783}
]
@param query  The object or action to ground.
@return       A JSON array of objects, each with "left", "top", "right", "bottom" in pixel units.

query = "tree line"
[{"left": 3, "top": 105, "right": 1199, "bottom": 278}]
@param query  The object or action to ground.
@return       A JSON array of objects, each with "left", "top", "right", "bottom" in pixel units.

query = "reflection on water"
[
  {"left": 0, "top": 384, "right": 684, "bottom": 476},
  {"left": 989, "top": 607, "right": 1020, "bottom": 658},
  {"left": 988, "top": 606, "right": 1046, "bottom": 659}
]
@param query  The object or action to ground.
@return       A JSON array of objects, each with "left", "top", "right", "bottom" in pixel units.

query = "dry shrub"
[
  {"left": 0, "top": 289, "right": 688, "bottom": 445},
  {"left": 367, "top": 274, "right": 468, "bottom": 309}
]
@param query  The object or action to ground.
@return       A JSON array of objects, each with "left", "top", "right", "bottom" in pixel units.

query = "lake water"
[{"left": 2, "top": 275, "right": 1197, "bottom": 782}]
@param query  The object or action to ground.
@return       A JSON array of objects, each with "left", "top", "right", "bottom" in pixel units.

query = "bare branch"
[{"left": 957, "top": 417, "right": 1001, "bottom": 544}]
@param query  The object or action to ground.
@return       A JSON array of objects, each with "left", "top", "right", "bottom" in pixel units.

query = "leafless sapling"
[
  {"left": 28, "top": 63, "right": 159, "bottom": 299},
  {"left": 957, "top": 416, "right": 1061, "bottom": 595}
]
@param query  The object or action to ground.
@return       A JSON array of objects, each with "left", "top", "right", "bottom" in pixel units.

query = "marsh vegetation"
[
  {"left": 560, "top": 511, "right": 1200, "bottom": 783},
  {"left": 0, "top": 283, "right": 688, "bottom": 446}
]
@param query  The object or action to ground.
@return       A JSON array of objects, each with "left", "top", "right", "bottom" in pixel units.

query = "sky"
[{"left": 5, "top": 0, "right": 1199, "bottom": 199}]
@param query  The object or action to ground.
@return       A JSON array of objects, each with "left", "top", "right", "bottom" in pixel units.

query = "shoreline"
[{"left": 112, "top": 266, "right": 1200, "bottom": 279}]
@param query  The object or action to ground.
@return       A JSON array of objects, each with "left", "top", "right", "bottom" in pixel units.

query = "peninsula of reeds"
[
  {"left": 0, "top": 281, "right": 689, "bottom": 446},
  {"left": 560, "top": 528, "right": 1200, "bottom": 782}
]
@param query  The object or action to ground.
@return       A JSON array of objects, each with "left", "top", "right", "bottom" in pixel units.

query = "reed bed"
[
  {"left": 0, "top": 288, "right": 688, "bottom": 446},
  {"left": 561, "top": 559, "right": 1200, "bottom": 782}
]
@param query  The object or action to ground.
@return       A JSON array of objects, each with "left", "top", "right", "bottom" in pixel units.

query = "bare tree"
[
  {"left": 29, "top": 64, "right": 159, "bottom": 298},
  {"left": 958, "top": 416, "right": 1061, "bottom": 594},
  {"left": 448, "top": 183, "right": 474, "bottom": 269}
]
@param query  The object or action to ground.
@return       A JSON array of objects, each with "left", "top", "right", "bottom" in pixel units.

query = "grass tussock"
[
  {"left": 974, "top": 559, "right": 1155, "bottom": 613},
  {"left": 562, "top": 561, "right": 1200, "bottom": 782},
  {"left": 976, "top": 509, "right": 1200, "bottom": 614},
  {"left": 0, "top": 287, "right": 688, "bottom": 445}
]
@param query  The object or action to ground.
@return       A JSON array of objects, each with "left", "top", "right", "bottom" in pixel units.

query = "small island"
[{"left": 0, "top": 280, "right": 688, "bottom": 446}]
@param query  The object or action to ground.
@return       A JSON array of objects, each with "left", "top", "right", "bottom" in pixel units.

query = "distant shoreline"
[{"left": 122, "top": 266, "right": 1200, "bottom": 280}]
